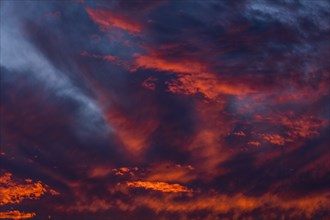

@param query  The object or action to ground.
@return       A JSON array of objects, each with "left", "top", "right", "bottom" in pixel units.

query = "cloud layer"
[{"left": 0, "top": 0, "right": 329, "bottom": 219}]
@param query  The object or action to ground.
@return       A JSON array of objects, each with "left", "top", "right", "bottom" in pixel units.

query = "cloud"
[
  {"left": 134, "top": 55, "right": 208, "bottom": 74},
  {"left": 104, "top": 108, "right": 159, "bottom": 157},
  {"left": 260, "top": 133, "right": 287, "bottom": 145},
  {"left": 132, "top": 192, "right": 330, "bottom": 218},
  {"left": 0, "top": 1, "right": 109, "bottom": 139},
  {"left": 144, "top": 162, "right": 196, "bottom": 184},
  {"left": 87, "top": 166, "right": 113, "bottom": 178},
  {"left": 0, "top": 172, "right": 58, "bottom": 219},
  {"left": 0, "top": 173, "right": 50, "bottom": 205},
  {"left": 86, "top": 7, "right": 142, "bottom": 34},
  {"left": 134, "top": 54, "right": 255, "bottom": 99},
  {"left": 247, "top": 141, "right": 261, "bottom": 147},
  {"left": 54, "top": 180, "right": 330, "bottom": 219},
  {"left": 142, "top": 76, "right": 158, "bottom": 90},
  {"left": 0, "top": 0, "right": 329, "bottom": 219},
  {"left": 126, "top": 181, "right": 192, "bottom": 193},
  {"left": 0, "top": 211, "right": 36, "bottom": 220},
  {"left": 246, "top": 0, "right": 330, "bottom": 31},
  {"left": 279, "top": 114, "right": 327, "bottom": 139},
  {"left": 165, "top": 72, "right": 254, "bottom": 98},
  {"left": 232, "top": 131, "right": 246, "bottom": 136}
]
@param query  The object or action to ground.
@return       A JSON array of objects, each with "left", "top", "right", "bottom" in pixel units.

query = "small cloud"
[
  {"left": 88, "top": 166, "right": 113, "bottom": 178},
  {"left": 233, "top": 131, "right": 246, "bottom": 136},
  {"left": 142, "top": 77, "right": 158, "bottom": 90},
  {"left": 126, "top": 181, "right": 192, "bottom": 193},
  {"left": 248, "top": 141, "right": 261, "bottom": 147},
  {"left": 260, "top": 134, "right": 286, "bottom": 146},
  {"left": 145, "top": 162, "right": 196, "bottom": 184}
]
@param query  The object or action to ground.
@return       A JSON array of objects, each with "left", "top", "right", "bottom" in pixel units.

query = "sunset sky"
[{"left": 0, "top": 0, "right": 329, "bottom": 219}]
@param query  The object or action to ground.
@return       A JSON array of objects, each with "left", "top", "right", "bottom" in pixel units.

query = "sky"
[{"left": 0, "top": 0, "right": 329, "bottom": 219}]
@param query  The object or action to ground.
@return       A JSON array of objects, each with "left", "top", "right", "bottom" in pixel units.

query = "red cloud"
[
  {"left": 142, "top": 77, "right": 158, "bottom": 90},
  {"left": 86, "top": 7, "right": 142, "bottom": 34},
  {"left": 145, "top": 162, "right": 196, "bottom": 184},
  {"left": 261, "top": 133, "right": 287, "bottom": 146},
  {"left": 253, "top": 113, "right": 327, "bottom": 147},
  {"left": 279, "top": 114, "right": 327, "bottom": 139},
  {"left": 248, "top": 141, "right": 261, "bottom": 147},
  {"left": 233, "top": 131, "right": 246, "bottom": 136},
  {"left": 134, "top": 55, "right": 207, "bottom": 74},
  {"left": 134, "top": 54, "right": 255, "bottom": 99},
  {"left": 105, "top": 109, "right": 158, "bottom": 157}
]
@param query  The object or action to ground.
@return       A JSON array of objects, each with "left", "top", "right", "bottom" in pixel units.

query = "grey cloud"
[
  {"left": 246, "top": 0, "right": 330, "bottom": 31},
  {"left": 0, "top": 1, "right": 110, "bottom": 140}
]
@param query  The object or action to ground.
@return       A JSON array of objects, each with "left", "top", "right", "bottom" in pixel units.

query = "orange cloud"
[
  {"left": 104, "top": 109, "right": 158, "bottom": 157},
  {"left": 55, "top": 173, "right": 329, "bottom": 219},
  {"left": 0, "top": 173, "right": 48, "bottom": 205},
  {"left": 126, "top": 181, "right": 192, "bottom": 193},
  {"left": 255, "top": 113, "right": 327, "bottom": 147},
  {"left": 279, "top": 114, "right": 327, "bottom": 139},
  {"left": 86, "top": 7, "right": 141, "bottom": 34},
  {"left": 182, "top": 101, "right": 234, "bottom": 178},
  {"left": 248, "top": 141, "right": 261, "bottom": 147},
  {"left": 0, "top": 172, "right": 59, "bottom": 220},
  {"left": 56, "top": 177, "right": 330, "bottom": 218},
  {"left": 0, "top": 211, "right": 36, "bottom": 220},
  {"left": 260, "top": 133, "right": 287, "bottom": 145},
  {"left": 112, "top": 167, "right": 137, "bottom": 176},
  {"left": 188, "top": 130, "right": 229, "bottom": 175},
  {"left": 134, "top": 54, "right": 254, "bottom": 99},
  {"left": 133, "top": 192, "right": 330, "bottom": 218},
  {"left": 134, "top": 55, "right": 207, "bottom": 74},
  {"left": 88, "top": 166, "right": 113, "bottom": 178},
  {"left": 145, "top": 163, "right": 196, "bottom": 184},
  {"left": 167, "top": 73, "right": 255, "bottom": 99}
]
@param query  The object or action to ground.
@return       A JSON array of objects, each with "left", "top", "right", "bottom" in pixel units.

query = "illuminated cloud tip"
[
  {"left": 126, "top": 181, "right": 192, "bottom": 193},
  {"left": 134, "top": 55, "right": 207, "bottom": 74},
  {"left": 0, "top": 211, "right": 36, "bottom": 220}
]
